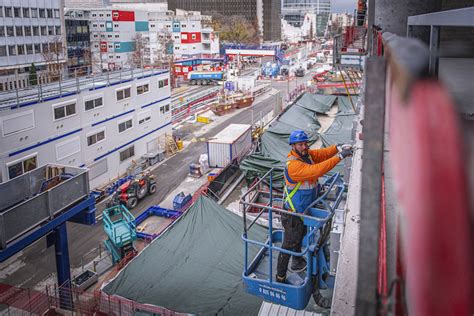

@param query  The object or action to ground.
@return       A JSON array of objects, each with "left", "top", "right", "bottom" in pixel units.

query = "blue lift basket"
[{"left": 241, "top": 169, "right": 345, "bottom": 310}]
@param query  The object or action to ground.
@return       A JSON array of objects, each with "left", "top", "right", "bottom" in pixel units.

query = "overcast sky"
[{"left": 332, "top": 0, "right": 357, "bottom": 13}]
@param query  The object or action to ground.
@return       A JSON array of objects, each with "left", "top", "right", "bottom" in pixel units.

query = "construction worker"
[{"left": 276, "top": 130, "right": 352, "bottom": 305}]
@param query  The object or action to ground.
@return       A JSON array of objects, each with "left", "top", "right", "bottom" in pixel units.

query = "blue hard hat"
[{"left": 289, "top": 130, "right": 309, "bottom": 145}]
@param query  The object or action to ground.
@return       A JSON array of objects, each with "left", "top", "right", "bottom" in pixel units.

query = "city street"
[{"left": 0, "top": 84, "right": 283, "bottom": 290}]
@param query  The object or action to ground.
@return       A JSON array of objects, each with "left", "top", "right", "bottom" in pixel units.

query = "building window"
[
  {"left": 34, "top": 43, "right": 40, "bottom": 53},
  {"left": 6, "top": 26, "right": 14, "bottom": 37},
  {"left": 31, "top": 8, "right": 38, "bottom": 18},
  {"left": 17, "top": 45, "right": 25, "bottom": 55},
  {"left": 158, "top": 79, "right": 169, "bottom": 88},
  {"left": 92, "top": 13, "right": 96, "bottom": 17},
  {"left": 116, "top": 87, "right": 131, "bottom": 101},
  {"left": 47, "top": 9, "right": 53, "bottom": 18},
  {"left": 159, "top": 104, "right": 170, "bottom": 114},
  {"left": 84, "top": 96, "right": 103, "bottom": 111},
  {"left": 114, "top": 43, "right": 120, "bottom": 49},
  {"left": 54, "top": 9, "right": 60, "bottom": 18},
  {"left": 0, "top": 6, "right": 3, "bottom": 17},
  {"left": 55, "top": 26, "right": 61, "bottom": 35},
  {"left": 4, "top": 7, "right": 12, "bottom": 17},
  {"left": 0, "top": 46, "right": 6, "bottom": 57},
  {"left": 15, "top": 26, "right": 23, "bottom": 36},
  {"left": 7, "top": 155, "right": 37, "bottom": 180},
  {"left": 26, "top": 44, "right": 33, "bottom": 54},
  {"left": 53, "top": 102, "right": 76, "bottom": 120},
  {"left": 8, "top": 45, "right": 16, "bottom": 56},
  {"left": 41, "top": 26, "right": 46, "bottom": 36},
  {"left": 13, "top": 7, "right": 20, "bottom": 17},
  {"left": 48, "top": 26, "right": 54, "bottom": 35},
  {"left": 33, "top": 26, "right": 39, "bottom": 36},
  {"left": 114, "top": 34, "right": 119, "bottom": 38},
  {"left": 22, "top": 8, "right": 29, "bottom": 18},
  {"left": 138, "top": 111, "right": 151, "bottom": 125},
  {"left": 39, "top": 8, "right": 45, "bottom": 18},
  {"left": 192, "top": 34, "right": 196, "bottom": 40},
  {"left": 118, "top": 119, "right": 133, "bottom": 133},
  {"left": 24, "top": 26, "right": 31, "bottom": 36},
  {"left": 119, "top": 146, "right": 135, "bottom": 162},
  {"left": 136, "top": 83, "right": 149, "bottom": 95},
  {"left": 87, "top": 130, "right": 105, "bottom": 146},
  {"left": 42, "top": 43, "right": 48, "bottom": 53},
  {"left": 0, "top": 27, "right": 4, "bottom": 37},
  {"left": 182, "top": 24, "right": 187, "bottom": 28}
]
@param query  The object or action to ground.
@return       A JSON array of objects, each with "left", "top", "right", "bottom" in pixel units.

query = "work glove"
[
  {"left": 338, "top": 148, "right": 353, "bottom": 159},
  {"left": 337, "top": 143, "right": 353, "bottom": 152}
]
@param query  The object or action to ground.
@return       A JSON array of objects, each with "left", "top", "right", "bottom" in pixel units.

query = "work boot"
[
  {"left": 289, "top": 257, "right": 307, "bottom": 273},
  {"left": 275, "top": 274, "right": 286, "bottom": 283},
  {"left": 313, "top": 289, "right": 332, "bottom": 309}
]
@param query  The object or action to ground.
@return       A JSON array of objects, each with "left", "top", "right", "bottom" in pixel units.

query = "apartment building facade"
[
  {"left": 84, "top": 8, "right": 220, "bottom": 70},
  {"left": 0, "top": 0, "right": 67, "bottom": 91},
  {"left": 0, "top": 69, "right": 172, "bottom": 189},
  {"left": 148, "top": 10, "right": 219, "bottom": 61}
]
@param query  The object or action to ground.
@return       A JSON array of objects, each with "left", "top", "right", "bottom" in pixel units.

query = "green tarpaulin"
[
  {"left": 240, "top": 93, "right": 323, "bottom": 184},
  {"left": 103, "top": 196, "right": 267, "bottom": 315},
  {"left": 320, "top": 114, "right": 356, "bottom": 147},
  {"left": 295, "top": 93, "right": 337, "bottom": 114},
  {"left": 240, "top": 93, "right": 357, "bottom": 183},
  {"left": 336, "top": 96, "right": 356, "bottom": 115}
]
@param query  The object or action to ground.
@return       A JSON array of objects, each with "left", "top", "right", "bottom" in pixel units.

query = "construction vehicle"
[
  {"left": 103, "top": 205, "right": 137, "bottom": 264},
  {"left": 187, "top": 71, "right": 224, "bottom": 85},
  {"left": 295, "top": 67, "right": 305, "bottom": 77},
  {"left": 241, "top": 171, "right": 345, "bottom": 310},
  {"left": 107, "top": 172, "right": 157, "bottom": 210}
]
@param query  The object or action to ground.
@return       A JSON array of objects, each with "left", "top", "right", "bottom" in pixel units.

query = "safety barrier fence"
[{"left": 0, "top": 282, "right": 180, "bottom": 315}]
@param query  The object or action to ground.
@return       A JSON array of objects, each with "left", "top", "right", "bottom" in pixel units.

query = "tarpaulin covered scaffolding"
[
  {"left": 240, "top": 93, "right": 356, "bottom": 183},
  {"left": 102, "top": 196, "right": 266, "bottom": 315}
]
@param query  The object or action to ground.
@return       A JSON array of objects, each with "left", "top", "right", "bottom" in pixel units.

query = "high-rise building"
[
  {"left": 0, "top": 0, "right": 67, "bottom": 91},
  {"left": 65, "top": 9, "right": 91, "bottom": 74},
  {"left": 282, "top": 0, "right": 331, "bottom": 36},
  {"left": 167, "top": 0, "right": 281, "bottom": 42}
]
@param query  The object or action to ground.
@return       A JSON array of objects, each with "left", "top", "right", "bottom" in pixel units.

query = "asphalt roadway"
[{"left": 0, "top": 69, "right": 317, "bottom": 290}]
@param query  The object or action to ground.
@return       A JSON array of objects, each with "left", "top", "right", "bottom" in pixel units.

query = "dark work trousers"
[{"left": 276, "top": 213, "right": 307, "bottom": 277}]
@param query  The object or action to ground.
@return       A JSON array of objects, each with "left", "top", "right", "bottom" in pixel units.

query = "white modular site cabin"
[{"left": 0, "top": 69, "right": 172, "bottom": 189}]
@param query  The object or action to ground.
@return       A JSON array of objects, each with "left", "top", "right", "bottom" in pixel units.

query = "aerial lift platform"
[
  {"left": 102, "top": 205, "right": 137, "bottom": 264},
  {"left": 241, "top": 170, "right": 345, "bottom": 310}
]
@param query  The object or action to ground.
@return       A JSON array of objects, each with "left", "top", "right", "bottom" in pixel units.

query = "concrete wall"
[{"left": 374, "top": 0, "right": 441, "bottom": 37}]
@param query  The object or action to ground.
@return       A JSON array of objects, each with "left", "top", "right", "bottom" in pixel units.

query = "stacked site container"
[{"left": 207, "top": 124, "right": 252, "bottom": 168}]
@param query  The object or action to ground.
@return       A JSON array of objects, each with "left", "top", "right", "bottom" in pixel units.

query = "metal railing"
[
  {"left": 358, "top": 20, "right": 473, "bottom": 315},
  {"left": 0, "top": 67, "right": 169, "bottom": 110},
  {"left": 240, "top": 168, "right": 345, "bottom": 282}
]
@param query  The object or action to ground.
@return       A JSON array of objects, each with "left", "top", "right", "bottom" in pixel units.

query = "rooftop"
[{"left": 0, "top": 68, "right": 169, "bottom": 111}]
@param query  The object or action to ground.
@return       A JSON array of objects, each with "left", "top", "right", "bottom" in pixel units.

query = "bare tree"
[
  {"left": 206, "top": 13, "right": 260, "bottom": 44},
  {"left": 153, "top": 27, "right": 173, "bottom": 68},
  {"left": 129, "top": 33, "right": 147, "bottom": 69},
  {"left": 89, "top": 31, "right": 106, "bottom": 73},
  {"left": 41, "top": 36, "right": 66, "bottom": 82}
]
